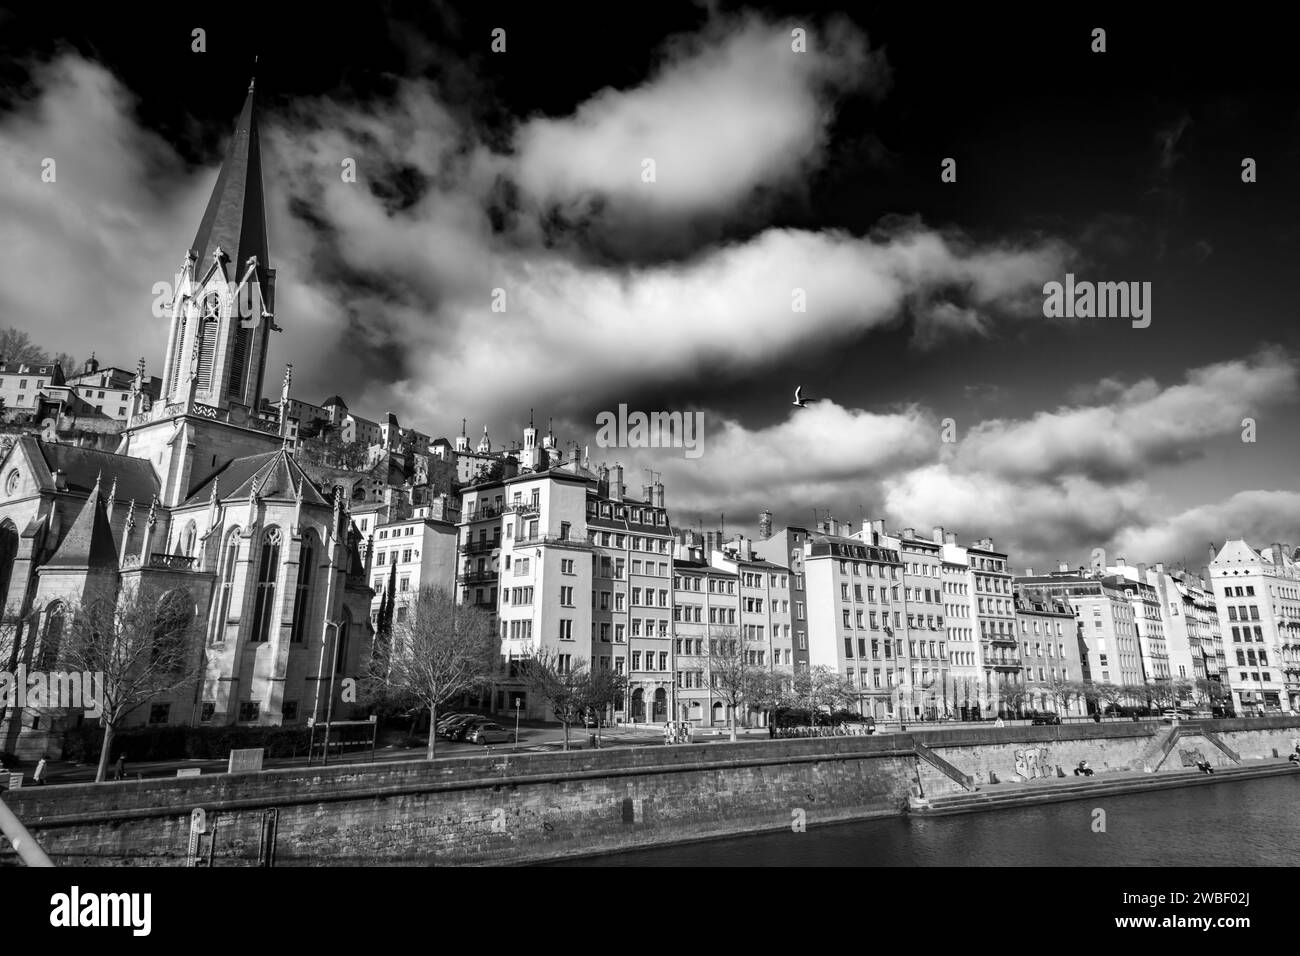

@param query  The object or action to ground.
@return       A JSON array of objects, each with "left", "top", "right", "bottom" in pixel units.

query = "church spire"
[{"left": 190, "top": 82, "right": 271, "bottom": 288}]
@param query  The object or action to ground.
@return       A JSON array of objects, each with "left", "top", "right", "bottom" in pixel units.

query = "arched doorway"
[
  {"left": 631, "top": 688, "right": 645, "bottom": 722},
  {"left": 652, "top": 688, "right": 667, "bottom": 722},
  {"left": 711, "top": 701, "right": 724, "bottom": 726}
]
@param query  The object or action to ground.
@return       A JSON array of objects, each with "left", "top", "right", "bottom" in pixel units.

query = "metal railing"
[{"left": 149, "top": 552, "right": 199, "bottom": 570}]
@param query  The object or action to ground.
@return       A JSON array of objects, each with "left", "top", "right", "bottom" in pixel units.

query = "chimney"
[
  {"left": 1116, "top": 556, "right": 1125, "bottom": 568},
  {"left": 642, "top": 484, "right": 652, "bottom": 503},
  {"left": 1137, "top": 562, "right": 1147, "bottom": 581},
  {"left": 610, "top": 463, "right": 624, "bottom": 501},
  {"left": 944, "top": 531, "right": 956, "bottom": 545},
  {"left": 653, "top": 481, "right": 665, "bottom": 509},
  {"left": 1155, "top": 562, "right": 1164, "bottom": 575},
  {"left": 1025, "top": 567, "right": 1034, "bottom": 576},
  {"left": 816, "top": 520, "right": 828, "bottom": 534},
  {"left": 1058, "top": 562, "right": 1069, "bottom": 573},
  {"left": 872, "top": 518, "right": 886, "bottom": 537},
  {"left": 759, "top": 510, "right": 773, "bottom": 540},
  {"left": 933, "top": 526, "right": 944, "bottom": 544},
  {"left": 1271, "top": 542, "right": 1286, "bottom": 566},
  {"left": 902, "top": 527, "right": 915, "bottom": 540}
]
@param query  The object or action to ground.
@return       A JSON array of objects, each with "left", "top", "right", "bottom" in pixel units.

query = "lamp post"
[{"left": 514, "top": 696, "right": 521, "bottom": 750}]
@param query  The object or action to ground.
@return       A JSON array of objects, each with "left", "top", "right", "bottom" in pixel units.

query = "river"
[{"left": 555, "top": 774, "right": 1300, "bottom": 866}]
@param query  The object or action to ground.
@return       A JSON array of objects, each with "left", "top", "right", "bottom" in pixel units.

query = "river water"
[{"left": 557, "top": 774, "right": 1300, "bottom": 866}]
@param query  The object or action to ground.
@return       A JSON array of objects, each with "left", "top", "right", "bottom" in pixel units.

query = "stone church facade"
[{"left": 0, "top": 81, "right": 374, "bottom": 758}]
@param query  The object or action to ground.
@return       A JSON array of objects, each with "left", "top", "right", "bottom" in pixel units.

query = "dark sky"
[{"left": 1, "top": 1, "right": 1297, "bottom": 567}]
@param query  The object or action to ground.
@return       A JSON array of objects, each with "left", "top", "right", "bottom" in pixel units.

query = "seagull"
[{"left": 793, "top": 385, "right": 822, "bottom": 408}]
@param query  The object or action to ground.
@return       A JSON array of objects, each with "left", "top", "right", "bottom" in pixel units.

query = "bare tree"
[
  {"left": 59, "top": 584, "right": 203, "bottom": 782},
  {"left": 997, "top": 678, "right": 1031, "bottom": 718},
  {"left": 575, "top": 665, "right": 626, "bottom": 747},
  {"left": 1041, "top": 673, "right": 1082, "bottom": 716},
  {"left": 519, "top": 648, "right": 589, "bottom": 751},
  {"left": 706, "top": 626, "right": 762, "bottom": 741},
  {"left": 0, "top": 328, "right": 45, "bottom": 365},
  {"left": 1094, "top": 681, "right": 1126, "bottom": 716},
  {"left": 362, "top": 586, "right": 497, "bottom": 760}
]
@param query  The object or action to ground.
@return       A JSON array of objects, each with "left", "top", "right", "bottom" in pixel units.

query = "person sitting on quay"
[
  {"left": 1074, "top": 760, "right": 1094, "bottom": 777},
  {"left": 1196, "top": 758, "right": 1215, "bottom": 775}
]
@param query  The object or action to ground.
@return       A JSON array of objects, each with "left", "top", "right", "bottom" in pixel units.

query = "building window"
[
  {"left": 238, "top": 701, "right": 260, "bottom": 723},
  {"left": 282, "top": 700, "right": 298, "bottom": 720},
  {"left": 213, "top": 529, "right": 241, "bottom": 640},
  {"left": 149, "top": 703, "right": 171, "bottom": 725},
  {"left": 251, "top": 526, "right": 282, "bottom": 643},
  {"left": 200, "top": 702, "right": 216, "bottom": 723},
  {"left": 290, "top": 534, "right": 315, "bottom": 644}
]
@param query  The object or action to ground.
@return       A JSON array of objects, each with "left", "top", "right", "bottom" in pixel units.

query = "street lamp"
[{"left": 514, "top": 696, "right": 521, "bottom": 750}]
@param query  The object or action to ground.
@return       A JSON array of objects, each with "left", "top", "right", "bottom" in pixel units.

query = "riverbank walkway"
[{"left": 911, "top": 758, "right": 1300, "bottom": 816}]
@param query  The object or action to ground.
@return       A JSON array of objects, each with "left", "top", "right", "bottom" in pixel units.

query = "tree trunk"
[
  {"left": 425, "top": 704, "right": 437, "bottom": 761},
  {"left": 96, "top": 722, "right": 115, "bottom": 784},
  {"left": 562, "top": 720, "right": 570, "bottom": 751},
  {"left": 729, "top": 705, "right": 737, "bottom": 742}
]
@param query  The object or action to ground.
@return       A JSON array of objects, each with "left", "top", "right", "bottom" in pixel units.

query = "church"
[{"left": 0, "top": 81, "right": 375, "bottom": 758}]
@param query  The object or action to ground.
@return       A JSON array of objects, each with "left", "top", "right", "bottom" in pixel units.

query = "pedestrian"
[
  {"left": 32, "top": 757, "right": 47, "bottom": 786},
  {"left": 114, "top": 754, "right": 126, "bottom": 781},
  {"left": 663, "top": 721, "right": 674, "bottom": 746}
]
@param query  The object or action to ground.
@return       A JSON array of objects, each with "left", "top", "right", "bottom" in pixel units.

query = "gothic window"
[
  {"left": 213, "top": 528, "right": 241, "bottom": 642},
  {"left": 170, "top": 312, "right": 188, "bottom": 399},
  {"left": 290, "top": 532, "right": 316, "bottom": 644},
  {"left": 227, "top": 323, "right": 250, "bottom": 399},
  {"left": 181, "top": 520, "right": 198, "bottom": 557},
  {"left": 0, "top": 519, "right": 17, "bottom": 613},
  {"left": 334, "top": 609, "right": 351, "bottom": 675},
  {"left": 251, "top": 526, "right": 282, "bottom": 643},
  {"left": 36, "top": 602, "right": 64, "bottom": 671},
  {"left": 197, "top": 318, "right": 220, "bottom": 392}
]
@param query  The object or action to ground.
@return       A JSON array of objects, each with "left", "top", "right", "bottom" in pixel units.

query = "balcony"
[
  {"left": 504, "top": 500, "right": 540, "bottom": 517},
  {"left": 460, "top": 570, "right": 499, "bottom": 585},
  {"left": 463, "top": 505, "right": 501, "bottom": 521},
  {"left": 515, "top": 533, "right": 591, "bottom": 549},
  {"left": 148, "top": 552, "right": 200, "bottom": 571},
  {"left": 462, "top": 538, "right": 499, "bottom": 554}
]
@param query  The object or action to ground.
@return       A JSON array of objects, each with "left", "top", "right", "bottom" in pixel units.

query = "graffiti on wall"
[
  {"left": 1178, "top": 748, "right": 1207, "bottom": 767},
  {"left": 1014, "top": 747, "right": 1050, "bottom": 780}
]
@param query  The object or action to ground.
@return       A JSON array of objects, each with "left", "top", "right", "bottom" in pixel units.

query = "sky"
[{"left": 1, "top": 1, "right": 1299, "bottom": 572}]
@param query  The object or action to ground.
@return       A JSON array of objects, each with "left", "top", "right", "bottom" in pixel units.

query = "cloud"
[
  {"left": 1113, "top": 490, "right": 1300, "bottom": 568},
  {"left": 509, "top": 15, "right": 886, "bottom": 225}
]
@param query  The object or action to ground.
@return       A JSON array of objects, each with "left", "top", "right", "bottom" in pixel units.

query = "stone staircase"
[{"left": 913, "top": 741, "right": 977, "bottom": 792}]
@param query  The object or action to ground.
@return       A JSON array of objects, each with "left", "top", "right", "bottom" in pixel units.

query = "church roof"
[
  {"left": 37, "top": 442, "right": 160, "bottom": 503},
  {"left": 44, "top": 477, "right": 118, "bottom": 570},
  {"left": 186, "top": 448, "right": 329, "bottom": 507},
  {"left": 190, "top": 82, "right": 271, "bottom": 287}
]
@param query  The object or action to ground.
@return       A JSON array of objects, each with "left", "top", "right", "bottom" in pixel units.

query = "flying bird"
[{"left": 793, "top": 385, "right": 823, "bottom": 408}]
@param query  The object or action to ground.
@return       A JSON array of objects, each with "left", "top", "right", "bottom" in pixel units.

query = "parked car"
[
  {"left": 1030, "top": 712, "right": 1062, "bottom": 726},
  {"left": 439, "top": 714, "right": 482, "bottom": 738},
  {"left": 449, "top": 717, "right": 491, "bottom": 742},
  {"left": 435, "top": 713, "right": 470, "bottom": 733},
  {"left": 466, "top": 722, "right": 512, "bottom": 745}
]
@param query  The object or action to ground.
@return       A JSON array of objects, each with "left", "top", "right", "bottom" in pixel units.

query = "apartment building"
[
  {"left": 1152, "top": 565, "right": 1226, "bottom": 687},
  {"left": 710, "top": 534, "right": 793, "bottom": 727},
  {"left": 1016, "top": 567, "right": 1144, "bottom": 688},
  {"left": 1104, "top": 562, "right": 1171, "bottom": 681},
  {"left": 940, "top": 533, "right": 979, "bottom": 718},
  {"left": 873, "top": 525, "right": 951, "bottom": 721},
  {"left": 366, "top": 504, "right": 459, "bottom": 627},
  {"left": 1014, "top": 588, "right": 1087, "bottom": 715},
  {"left": 967, "top": 538, "right": 1020, "bottom": 716},
  {"left": 672, "top": 543, "right": 739, "bottom": 726},
  {"left": 1208, "top": 539, "right": 1300, "bottom": 714},
  {"left": 799, "top": 519, "right": 906, "bottom": 720}
]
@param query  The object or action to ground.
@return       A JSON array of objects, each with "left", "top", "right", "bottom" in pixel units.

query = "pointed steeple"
[{"left": 190, "top": 81, "right": 270, "bottom": 286}]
